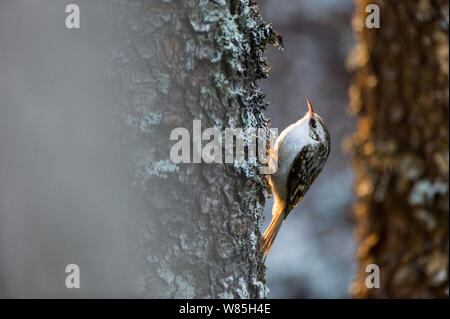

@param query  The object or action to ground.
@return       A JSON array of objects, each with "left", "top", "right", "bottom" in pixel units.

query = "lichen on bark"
[{"left": 109, "top": 0, "right": 280, "bottom": 298}]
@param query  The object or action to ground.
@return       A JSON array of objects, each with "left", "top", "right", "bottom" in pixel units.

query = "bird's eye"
[{"left": 310, "top": 119, "right": 317, "bottom": 129}]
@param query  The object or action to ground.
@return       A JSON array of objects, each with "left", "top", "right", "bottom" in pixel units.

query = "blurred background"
[
  {"left": 259, "top": 0, "right": 357, "bottom": 298},
  {"left": 0, "top": 1, "right": 142, "bottom": 297}
]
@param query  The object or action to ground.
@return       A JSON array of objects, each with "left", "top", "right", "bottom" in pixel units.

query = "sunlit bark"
[{"left": 348, "top": 0, "right": 449, "bottom": 298}]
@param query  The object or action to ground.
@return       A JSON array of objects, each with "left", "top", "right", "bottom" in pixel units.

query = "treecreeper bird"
[{"left": 262, "top": 98, "right": 330, "bottom": 257}]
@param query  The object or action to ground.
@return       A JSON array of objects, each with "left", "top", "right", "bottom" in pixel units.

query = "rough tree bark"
[
  {"left": 109, "top": 0, "right": 280, "bottom": 298},
  {"left": 348, "top": 0, "right": 449, "bottom": 298}
]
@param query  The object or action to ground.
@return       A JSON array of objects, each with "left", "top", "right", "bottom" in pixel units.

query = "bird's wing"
[{"left": 285, "top": 144, "right": 316, "bottom": 217}]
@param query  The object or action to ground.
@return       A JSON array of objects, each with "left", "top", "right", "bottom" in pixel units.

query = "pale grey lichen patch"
[
  {"left": 218, "top": 275, "right": 235, "bottom": 298},
  {"left": 235, "top": 276, "right": 250, "bottom": 298},
  {"left": 414, "top": 208, "right": 437, "bottom": 230},
  {"left": 132, "top": 147, "right": 179, "bottom": 189},
  {"left": 399, "top": 153, "right": 425, "bottom": 181},
  {"left": 217, "top": 235, "right": 236, "bottom": 259},
  {"left": 217, "top": 291, "right": 234, "bottom": 299},
  {"left": 147, "top": 159, "right": 179, "bottom": 178},
  {"left": 189, "top": 10, "right": 211, "bottom": 33},
  {"left": 174, "top": 274, "right": 196, "bottom": 298},
  {"left": 214, "top": 12, "right": 246, "bottom": 72},
  {"left": 433, "top": 269, "right": 448, "bottom": 285},
  {"left": 157, "top": 261, "right": 175, "bottom": 285},
  {"left": 252, "top": 273, "right": 268, "bottom": 299},
  {"left": 124, "top": 111, "right": 162, "bottom": 137},
  {"left": 200, "top": 195, "right": 221, "bottom": 215},
  {"left": 156, "top": 72, "right": 171, "bottom": 94},
  {"left": 409, "top": 179, "right": 448, "bottom": 205}
]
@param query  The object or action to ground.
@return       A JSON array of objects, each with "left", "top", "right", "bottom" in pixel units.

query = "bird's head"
[{"left": 305, "top": 98, "right": 329, "bottom": 144}]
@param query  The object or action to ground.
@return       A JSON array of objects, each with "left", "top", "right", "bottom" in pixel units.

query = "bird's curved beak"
[{"left": 306, "top": 98, "right": 314, "bottom": 116}]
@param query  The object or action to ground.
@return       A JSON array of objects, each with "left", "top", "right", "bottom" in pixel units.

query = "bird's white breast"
[{"left": 269, "top": 116, "right": 317, "bottom": 201}]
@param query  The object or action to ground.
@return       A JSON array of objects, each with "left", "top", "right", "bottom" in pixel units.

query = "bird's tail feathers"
[{"left": 261, "top": 200, "right": 286, "bottom": 258}]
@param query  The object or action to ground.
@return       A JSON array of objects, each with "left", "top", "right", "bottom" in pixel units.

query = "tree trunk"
[
  {"left": 109, "top": 0, "right": 279, "bottom": 298},
  {"left": 348, "top": 0, "right": 449, "bottom": 298}
]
